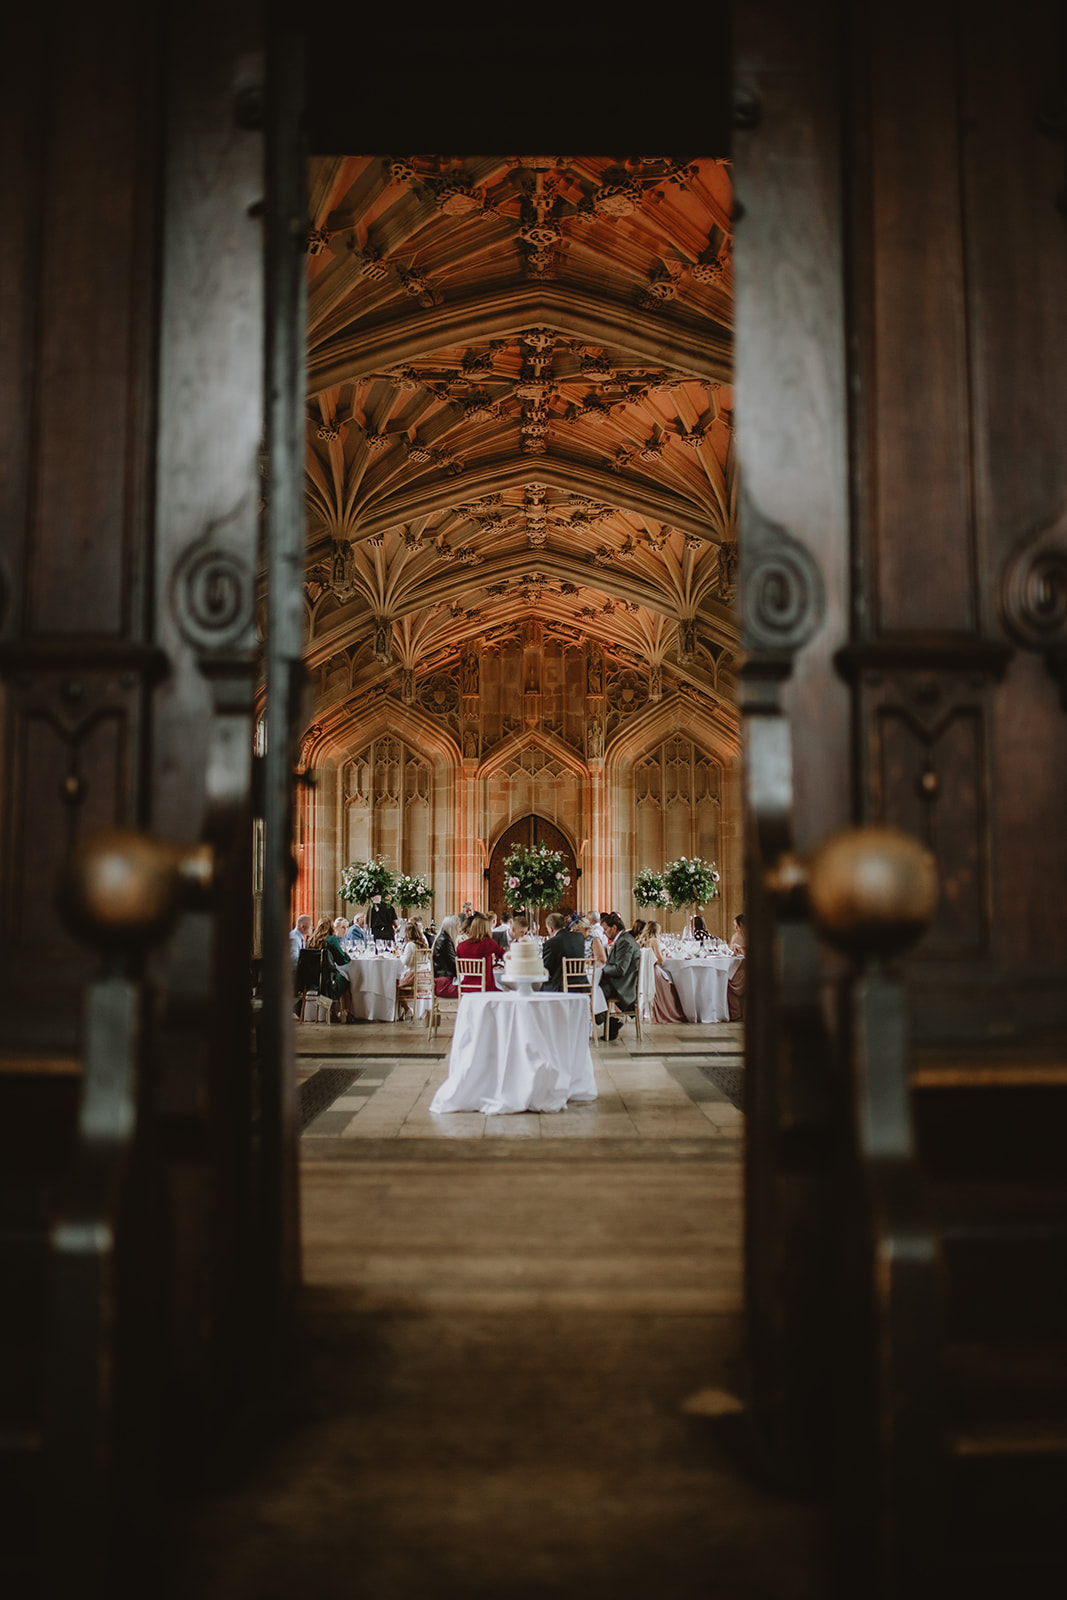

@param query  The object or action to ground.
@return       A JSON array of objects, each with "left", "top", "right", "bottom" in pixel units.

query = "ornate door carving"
[{"left": 736, "top": 3, "right": 1067, "bottom": 1581}]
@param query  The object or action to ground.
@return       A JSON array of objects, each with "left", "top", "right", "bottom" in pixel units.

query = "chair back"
[
  {"left": 413, "top": 953, "right": 434, "bottom": 1000},
  {"left": 562, "top": 957, "right": 589, "bottom": 993},
  {"left": 294, "top": 946, "right": 327, "bottom": 993},
  {"left": 456, "top": 956, "right": 487, "bottom": 993}
]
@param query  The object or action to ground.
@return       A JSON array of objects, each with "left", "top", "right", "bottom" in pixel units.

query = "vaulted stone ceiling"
[{"left": 303, "top": 155, "right": 736, "bottom": 737}]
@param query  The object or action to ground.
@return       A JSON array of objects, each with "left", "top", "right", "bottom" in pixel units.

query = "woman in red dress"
[{"left": 455, "top": 911, "right": 501, "bottom": 992}]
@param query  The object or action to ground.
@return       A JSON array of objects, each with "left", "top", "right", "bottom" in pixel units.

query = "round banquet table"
[
  {"left": 658, "top": 955, "right": 744, "bottom": 1024},
  {"left": 340, "top": 955, "right": 406, "bottom": 1022},
  {"left": 430, "top": 991, "right": 597, "bottom": 1114}
]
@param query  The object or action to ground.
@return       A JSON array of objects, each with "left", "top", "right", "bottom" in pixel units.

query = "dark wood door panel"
[{"left": 487, "top": 814, "right": 577, "bottom": 933}]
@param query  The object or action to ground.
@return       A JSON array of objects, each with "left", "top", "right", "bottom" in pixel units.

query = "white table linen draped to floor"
[
  {"left": 638, "top": 947, "right": 657, "bottom": 1020},
  {"left": 430, "top": 992, "right": 598, "bottom": 1115},
  {"left": 659, "top": 955, "right": 744, "bottom": 1024},
  {"left": 341, "top": 956, "right": 405, "bottom": 1022}
]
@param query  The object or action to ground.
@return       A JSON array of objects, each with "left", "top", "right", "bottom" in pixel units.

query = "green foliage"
[
  {"left": 393, "top": 871, "right": 434, "bottom": 909},
  {"left": 633, "top": 867, "right": 671, "bottom": 909},
  {"left": 503, "top": 843, "right": 571, "bottom": 912},
  {"left": 338, "top": 855, "right": 397, "bottom": 905},
  {"left": 663, "top": 855, "right": 721, "bottom": 909}
]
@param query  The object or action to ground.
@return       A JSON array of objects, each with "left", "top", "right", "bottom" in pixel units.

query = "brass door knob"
[
  {"left": 806, "top": 826, "right": 938, "bottom": 959},
  {"left": 62, "top": 828, "right": 214, "bottom": 950}
]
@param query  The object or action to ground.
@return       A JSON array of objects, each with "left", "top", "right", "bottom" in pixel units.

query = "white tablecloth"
[
  {"left": 430, "top": 992, "right": 597, "bottom": 1114},
  {"left": 638, "top": 947, "right": 657, "bottom": 1020},
  {"left": 341, "top": 956, "right": 405, "bottom": 1022},
  {"left": 659, "top": 956, "right": 743, "bottom": 1024}
]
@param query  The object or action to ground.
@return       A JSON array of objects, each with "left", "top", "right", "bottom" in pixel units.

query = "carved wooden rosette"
[{"left": 998, "top": 495, "right": 1067, "bottom": 709}]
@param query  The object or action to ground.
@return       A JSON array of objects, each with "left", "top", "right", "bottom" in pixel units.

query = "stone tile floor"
[
  {"left": 297, "top": 1016, "right": 745, "bottom": 1142},
  {"left": 165, "top": 1015, "right": 828, "bottom": 1599}
]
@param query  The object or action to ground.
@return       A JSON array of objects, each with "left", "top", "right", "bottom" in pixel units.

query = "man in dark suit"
[
  {"left": 541, "top": 911, "right": 588, "bottom": 993},
  {"left": 368, "top": 895, "right": 397, "bottom": 942},
  {"left": 596, "top": 911, "right": 641, "bottom": 1039}
]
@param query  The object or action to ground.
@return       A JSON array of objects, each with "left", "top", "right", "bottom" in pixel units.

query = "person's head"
[
  {"left": 545, "top": 912, "right": 564, "bottom": 933},
  {"left": 643, "top": 919, "right": 661, "bottom": 942},
  {"left": 630, "top": 918, "right": 646, "bottom": 939},
  {"left": 573, "top": 916, "right": 590, "bottom": 936},
  {"left": 353, "top": 913, "right": 365, "bottom": 928},
  {"left": 465, "top": 911, "right": 491, "bottom": 942},
  {"left": 405, "top": 918, "right": 428, "bottom": 948},
  {"left": 333, "top": 918, "right": 349, "bottom": 937},
  {"left": 600, "top": 912, "right": 624, "bottom": 939},
  {"left": 438, "top": 915, "right": 460, "bottom": 943},
  {"left": 693, "top": 915, "right": 707, "bottom": 936},
  {"left": 461, "top": 900, "right": 473, "bottom": 916},
  {"left": 734, "top": 913, "right": 745, "bottom": 930},
  {"left": 511, "top": 914, "right": 530, "bottom": 938},
  {"left": 307, "top": 916, "right": 333, "bottom": 948},
  {"left": 296, "top": 914, "right": 312, "bottom": 936}
]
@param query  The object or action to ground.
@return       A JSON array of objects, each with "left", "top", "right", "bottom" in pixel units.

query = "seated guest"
[
  {"left": 639, "top": 919, "right": 686, "bottom": 1024},
  {"left": 431, "top": 915, "right": 460, "bottom": 997},
  {"left": 305, "top": 915, "right": 354, "bottom": 1021},
  {"left": 509, "top": 914, "right": 530, "bottom": 940},
  {"left": 491, "top": 911, "right": 511, "bottom": 950},
  {"left": 542, "top": 911, "right": 588, "bottom": 993},
  {"left": 346, "top": 912, "right": 370, "bottom": 951},
  {"left": 289, "top": 913, "right": 312, "bottom": 978},
  {"left": 691, "top": 914, "right": 710, "bottom": 942},
  {"left": 455, "top": 911, "right": 500, "bottom": 992},
  {"left": 333, "top": 917, "right": 351, "bottom": 950},
  {"left": 728, "top": 912, "right": 746, "bottom": 1021},
  {"left": 573, "top": 916, "right": 605, "bottom": 1015},
  {"left": 595, "top": 911, "right": 641, "bottom": 1040},
  {"left": 458, "top": 899, "right": 474, "bottom": 934},
  {"left": 396, "top": 918, "right": 428, "bottom": 1020}
]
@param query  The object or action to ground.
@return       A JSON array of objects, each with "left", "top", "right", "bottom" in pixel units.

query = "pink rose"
[
  {"left": 372, "top": 894, "right": 381, "bottom": 904},
  {"left": 508, "top": 876, "right": 519, "bottom": 889},
  {"left": 562, "top": 874, "right": 570, "bottom": 885}
]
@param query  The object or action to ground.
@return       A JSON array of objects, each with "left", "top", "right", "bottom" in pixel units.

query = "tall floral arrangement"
[
  {"left": 338, "top": 855, "right": 397, "bottom": 905},
  {"left": 393, "top": 871, "right": 434, "bottom": 910},
  {"left": 633, "top": 867, "right": 671, "bottom": 910},
  {"left": 663, "top": 855, "right": 721, "bottom": 910},
  {"left": 503, "top": 843, "right": 570, "bottom": 913}
]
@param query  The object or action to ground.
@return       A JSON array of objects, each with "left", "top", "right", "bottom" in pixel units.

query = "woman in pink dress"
[
  {"left": 454, "top": 911, "right": 501, "bottom": 992},
  {"left": 640, "top": 920, "right": 687, "bottom": 1024}
]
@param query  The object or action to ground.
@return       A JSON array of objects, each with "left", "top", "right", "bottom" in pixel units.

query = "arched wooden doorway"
[{"left": 487, "top": 815, "right": 578, "bottom": 935}]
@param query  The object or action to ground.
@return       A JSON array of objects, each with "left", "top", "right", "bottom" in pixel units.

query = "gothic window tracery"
[
  {"left": 342, "top": 734, "right": 435, "bottom": 877},
  {"left": 633, "top": 734, "right": 723, "bottom": 884}
]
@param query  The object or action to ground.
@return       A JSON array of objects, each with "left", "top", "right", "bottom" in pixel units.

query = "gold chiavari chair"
[
  {"left": 456, "top": 956, "right": 488, "bottom": 994},
  {"left": 411, "top": 952, "right": 434, "bottom": 1026},
  {"left": 429, "top": 955, "right": 487, "bottom": 1043},
  {"left": 601, "top": 987, "right": 643, "bottom": 1044},
  {"left": 561, "top": 955, "right": 598, "bottom": 1035}
]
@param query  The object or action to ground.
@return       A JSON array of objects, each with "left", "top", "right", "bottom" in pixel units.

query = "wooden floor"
[{"left": 165, "top": 1017, "right": 827, "bottom": 1599}]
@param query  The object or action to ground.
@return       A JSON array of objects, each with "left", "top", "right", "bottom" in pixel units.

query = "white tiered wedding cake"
[{"left": 507, "top": 937, "right": 547, "bottom": 984}]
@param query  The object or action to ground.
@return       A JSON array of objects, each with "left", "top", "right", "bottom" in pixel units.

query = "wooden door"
[
  {"left": 488, "top": 815, "right": 578, "bottom": 933},
  {"left": 735, "top": 0, "right": 1067, "bottom": 1580},
  {"left": 0, "top": 2, "right": 305, "bottom": 1585}
]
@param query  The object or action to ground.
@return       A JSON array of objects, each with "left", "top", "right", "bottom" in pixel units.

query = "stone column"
[{"left": 455, "top": 758, "right": 481, "bottom": 911}]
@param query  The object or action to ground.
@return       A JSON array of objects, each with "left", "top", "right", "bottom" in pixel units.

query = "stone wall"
[{"left": 293, "top": 636, "right": 741, "bottom": 936}]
